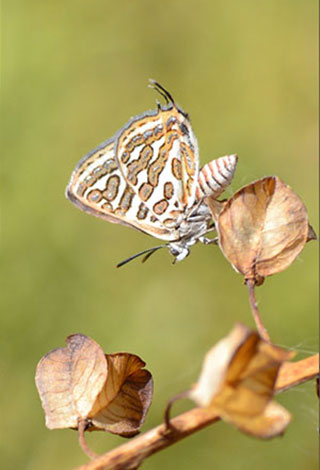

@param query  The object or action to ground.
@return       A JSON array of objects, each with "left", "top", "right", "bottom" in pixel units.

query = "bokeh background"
[{"left": 3, "top": 1, "right": 318, "bottom": 469}]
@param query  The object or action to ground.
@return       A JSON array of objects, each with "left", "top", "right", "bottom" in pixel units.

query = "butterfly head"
[{"left": 168, "top": 243, "right": 190, "bottom": 263}]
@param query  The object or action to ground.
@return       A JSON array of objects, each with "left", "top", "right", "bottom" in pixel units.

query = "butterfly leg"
[{"left": 199, "top": 236, "right": 218, "bottom": 245}]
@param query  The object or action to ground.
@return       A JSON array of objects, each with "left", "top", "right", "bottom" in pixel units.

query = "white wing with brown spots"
[
  {"left": 66, "top": 138, "right": 179, "bottom": 241},
  {"left": 66, "top": 81, "right": 238, "bottom": 265}
]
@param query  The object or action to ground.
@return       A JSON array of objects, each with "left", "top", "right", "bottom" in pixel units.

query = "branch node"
[{"left": 164, "top": 390, "right": 191, "bottom": 432}]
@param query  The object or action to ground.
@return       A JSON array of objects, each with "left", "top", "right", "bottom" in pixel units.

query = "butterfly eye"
[{"left": 169, "top": 247, "right": 179, "bottom": 257}]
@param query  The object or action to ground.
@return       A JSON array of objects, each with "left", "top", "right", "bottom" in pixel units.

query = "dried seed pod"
[
  {"left": 35, "top": 334, "right": 153, "bottom": 437},
  {"left": 208, "top": 176, "right": 315, "bottom": 285},
  {"left": 189, "top": 323, "right": 294, "bottom": 438}
]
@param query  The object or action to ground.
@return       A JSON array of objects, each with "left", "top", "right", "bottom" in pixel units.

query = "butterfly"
[{"left": 66, "top": 80, "right": 238, "bottom": 266}]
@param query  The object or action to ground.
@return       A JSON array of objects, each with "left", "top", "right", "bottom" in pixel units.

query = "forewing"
[
  {"left": 66, "top": 139, "right": 177, "bottom": 240},
  {"left": 115, "top": 105, "right": 199, "bottom": 230},
  {"left": 196, "top": 155, "right": 238, "bottom": 200}
]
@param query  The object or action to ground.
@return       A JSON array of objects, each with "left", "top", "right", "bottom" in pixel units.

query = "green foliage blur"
[{"left": 2, "top": 1, "right": 318, "bottom": 469}]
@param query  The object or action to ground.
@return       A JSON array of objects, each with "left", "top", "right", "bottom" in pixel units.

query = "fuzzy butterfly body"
[{"left": 66, "top": 81, "right": 238, "bottom": 264}]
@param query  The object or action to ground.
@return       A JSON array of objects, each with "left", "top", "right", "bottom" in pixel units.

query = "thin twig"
[
  {"left": 164, "top": 390, "right": 191, "bottom": 431},
  {"left": 78, "top": 419, "right": 99, "bottom": 460},
  {"left": 246, "top": 279, "right": 271, "bottom": 342},
  {"left": 75, "top": 354, "right": 318, "bottom": 470}
]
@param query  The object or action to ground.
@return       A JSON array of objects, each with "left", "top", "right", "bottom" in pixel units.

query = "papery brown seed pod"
[
  {"left": 189, "top": 323, "right": 294, "bottom": 438},
  {"left": 207, "top": 176, "right": 314, "bottom": 285},
  {"left": 35, "top": 334, "right": 153, "bottom": 438}
]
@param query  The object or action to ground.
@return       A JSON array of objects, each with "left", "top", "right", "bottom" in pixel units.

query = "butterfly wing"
[
  {"left": 66, "top": 138, "right": 178, "bottom": 240},
  {"left": 115, "top": 104, "right": 199, "bottom": 230},
  {"left": 196, "top": 154, "right": 238, "bottom": 200}
]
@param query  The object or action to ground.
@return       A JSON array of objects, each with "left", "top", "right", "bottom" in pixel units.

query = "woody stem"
[{"left": 74, "top": 354, "right": 318, "bottom": 470}]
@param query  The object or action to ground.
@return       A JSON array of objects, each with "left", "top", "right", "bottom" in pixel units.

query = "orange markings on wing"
[
  {"left": 153, "top": 199, "right": 169, "bottom": 215},
  {"left": 139, "top": 183, "right": 154, "bottom": 202},
  {"left": 103, "top": 175, "right": 121, "bottom": 202},
  {"left": 127, "top": 145, "right": 154, "bottom": 185},
  {"left": 171, "top": 158, "right": 182, "bottom": 180},
  {"left": 164, "top": 181, "right": 174, "bottom": 199}
]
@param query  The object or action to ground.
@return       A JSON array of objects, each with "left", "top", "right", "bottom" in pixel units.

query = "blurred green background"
[{"left": 2, "top": 1, "right": 318, "bottom": 469}]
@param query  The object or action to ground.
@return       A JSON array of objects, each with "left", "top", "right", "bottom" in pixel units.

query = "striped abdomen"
[{"left": 196, "top": 154, "right": 238, "bottom": 200}]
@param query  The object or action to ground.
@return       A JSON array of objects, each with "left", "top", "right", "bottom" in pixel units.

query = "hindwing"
[{"left": 66, "top": 138, "right": 178, "bottom": 240}]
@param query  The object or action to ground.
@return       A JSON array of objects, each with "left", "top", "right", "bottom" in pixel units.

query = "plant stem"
[
  {"left": 75, "top": 354, "right": 318, "bottom": 470},
  {"left": 78, "top": 419, "right": 99, "bottom": 460},
  {"left": 164, "top": 390, "right": 191, "bottom": 430},
  {"left": 246, "top": 279, "right": 271, "bottom": 342}
]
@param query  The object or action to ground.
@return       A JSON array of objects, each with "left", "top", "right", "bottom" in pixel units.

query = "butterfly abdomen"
[{"left": 196, "top": 154, "right": 238, "bottom": 200}]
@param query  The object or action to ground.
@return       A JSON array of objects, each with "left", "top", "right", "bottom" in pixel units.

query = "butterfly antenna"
[
  {"left": 148, "top": 82, "right": 170, "bottom": 105},
  {"left": 116, "top": 245, "right": 167, "bottom": 268},
  {"left": 141, "top": 245, "right": 166, "bottom": 263},
  {"left": 148, "top": 79, "right": 175, "bottom": 106}
]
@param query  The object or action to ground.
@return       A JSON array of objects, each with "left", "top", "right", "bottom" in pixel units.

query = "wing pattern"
[{"left": 66, "top": 81, "right": 238, "bottom": 262}]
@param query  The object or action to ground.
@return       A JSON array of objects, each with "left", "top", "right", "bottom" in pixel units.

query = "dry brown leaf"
[
  {"left": 88, "top": 353, "right": 153, "bottom": 437},
  {"left": 35, "top": 334, "right": 108, "bottom": 429},
  {"left": 223, "top": 401, "right": 291, "bottom": 439},
  {"left": 35, "top": 335, "right": 153, "bottom": 437},
  {"left": 208, "top": 176, "right": 314, "bottom": 285},
  {"left": 189, "top": 324, "right": 294, "bottom": 438},
  {"left": 190, "top": 324, "right": 254, "bottom": 407}
]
